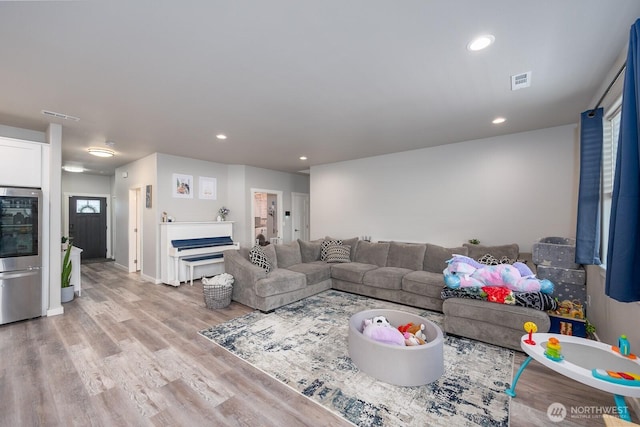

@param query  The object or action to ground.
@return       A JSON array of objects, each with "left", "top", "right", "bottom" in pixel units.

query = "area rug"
[{"left": 199, "top": 290, "right": 512, "bottom": 426}]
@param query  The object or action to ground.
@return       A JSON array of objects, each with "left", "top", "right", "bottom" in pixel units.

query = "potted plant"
[{"left": 61, "top": 242, "right": 74, "bottom": 303}]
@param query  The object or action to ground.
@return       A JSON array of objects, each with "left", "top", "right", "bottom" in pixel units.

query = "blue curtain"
[
  {"left": 575, "top": 108, "right": 603, "bottom": 265},
  {"left": 606, "top": 19, "right": 640, "bottom": 302}
]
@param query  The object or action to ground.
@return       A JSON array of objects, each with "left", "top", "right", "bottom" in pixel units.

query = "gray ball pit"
[{"left": 348, "top": 309, "right": 444, "bottom": 386}]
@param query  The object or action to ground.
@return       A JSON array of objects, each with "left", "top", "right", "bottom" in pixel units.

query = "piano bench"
[{"left": 182, "top": 254, "right": 225, "bottom": 286}]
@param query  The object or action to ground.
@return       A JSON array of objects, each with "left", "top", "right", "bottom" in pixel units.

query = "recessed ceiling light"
[
  {"left": 467, "top": 35, "right": 495, "bottom": 51},
  {"left": 216, "top": 134, "right": 227, "bottom": 140},
  {"left": 63, "top": 165, "right": 84, "bottom": 173},
  {"left": 88, "top": 148, "right": 115, "bottom": 157},
  {"left": 299, "top": 156, "right": 308, "bottom": 160},
  {"left": 492, "top": 117, "right": 506, "bottom": 124}
]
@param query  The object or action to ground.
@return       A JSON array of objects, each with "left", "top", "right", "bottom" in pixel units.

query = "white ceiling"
[{"left": 1, "top": 1, "right": 639, "bottom": 175}]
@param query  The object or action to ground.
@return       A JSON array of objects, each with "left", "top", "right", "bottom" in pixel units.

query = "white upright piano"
[{"left": 159, "top": 221, "right": 239, "bottom": 286}]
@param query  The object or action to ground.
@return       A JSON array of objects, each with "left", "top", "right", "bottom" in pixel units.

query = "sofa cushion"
[
  {"left": 386, "top": 242, "right": 426, "bottom": 270},
  {"left": 362, "top": 267, "right": 411, "bottom": 290},
  {"left": 402, "top": 270, "right": 447, "bottom": 299},
  {"left": 326, "top": 236, "right": 359, "bottom": 261},
  {"left": 286, "top": 261, "right": 332, "bottom": 286},
  {"left": 423, "top": 243, "right": 468, "bottom": 273},
  {"left": 330, "top": 262, "right": 379, "bottom": 284},
  {"left": 275, "top": 240, "right": 302, "bottom": 268},
  {"left": 354, "top": 241, "right": 390, "bottom": 267},
  {"left": 298, "top": 239, "right": 323, "bottom": 263},
  {"left": 262, "top": 244, "right": 278, "bottom": 269},
  {"left": 254, "top": 268, "right": 306, "bottom": 297},
  {"left": 249, "top": 246, "right": 273, "bottom": 273},
  {"left": 463, "top": 243, "right": 519, "bottom": 262}
]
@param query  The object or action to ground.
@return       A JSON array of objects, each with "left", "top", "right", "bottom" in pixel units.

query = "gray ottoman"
[
  {"left": 442, "top": 298, "right": 550, "bottom": 351},
  {"left": 348, "top": 309, "right": 444, "bottom": 386}
]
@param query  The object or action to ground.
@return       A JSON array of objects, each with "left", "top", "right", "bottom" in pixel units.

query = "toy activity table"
[{"left": 506, "top": 333, "right": 640, "bottom": 422}]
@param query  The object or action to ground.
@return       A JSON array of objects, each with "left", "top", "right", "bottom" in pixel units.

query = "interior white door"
[
  {"left": 292, "top": 192, "right": 310, "bottom": 241},
  {"left": 128, "top": 187, "right": 141, "bottom": 273}
]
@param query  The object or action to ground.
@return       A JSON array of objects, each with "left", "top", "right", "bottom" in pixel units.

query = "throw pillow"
[
  {"left": 249, "top": 245, "right": 272, "bottom": 272},
  {"left": 325, "top": 244, "right": 351, "bottom": 263},
  {"left": 477, "top": 253, "right": 527, "bottom": 266},
  {"left": 321, "top": 239, "right": 342, "bottom": 261}
]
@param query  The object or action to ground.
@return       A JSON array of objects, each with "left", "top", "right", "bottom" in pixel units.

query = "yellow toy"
[{"left": 523, "top": 321, "right": 537, "bottom": 345}]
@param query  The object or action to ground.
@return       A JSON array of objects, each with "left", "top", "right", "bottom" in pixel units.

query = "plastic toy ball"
[{"left": 523, "top": 321, "right": 538, "bottom": 345}]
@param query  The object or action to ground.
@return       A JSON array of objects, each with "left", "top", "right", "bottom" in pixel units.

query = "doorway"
[
  {"left": 68, "top": 196, "right": 107, "bottom": 261},
  {"left": 128, "top": 187, "right": 142, "bottom": 273},
  {"left": 291, "top": 192, "right": 310, "bottom": 241},
  {"left": 251, "top": 189, "right": 283, "bottom": 246}
]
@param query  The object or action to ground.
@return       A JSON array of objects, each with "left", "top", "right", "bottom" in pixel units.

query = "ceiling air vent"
[
  {"left": 41, "top": 110, "right": 80, "bottom": 121},
  {"left": 511, "top": 71, "right": 532, "bottom": 91}
]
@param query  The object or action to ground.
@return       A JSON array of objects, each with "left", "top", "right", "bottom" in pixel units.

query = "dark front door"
[{"left": 69, "top": 196, "right": 107, "bottom": 261}]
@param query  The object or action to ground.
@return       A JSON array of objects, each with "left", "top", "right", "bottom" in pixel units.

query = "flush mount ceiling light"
[
  {"left": 299, "top": 156, "right": 308, "bottom": 160},
  {"left": 492, "top": 117, "right": 506, "bottom": 124},
  {"left": 467, "top": 34, "right": 495, "bottom": 51},
  {"left": 88, "top": 147, "right": 115, "bottom": 157},
  {"left": 63, "top": 165, "right": 84, "bottom": 173},
  {"left": 216, "top": 134, "right": 227, "bottom": 140}
]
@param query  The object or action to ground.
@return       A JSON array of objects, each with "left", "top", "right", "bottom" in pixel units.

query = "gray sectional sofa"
[{"left": 223, "top": 238, "right": 550, "bottom": 350}]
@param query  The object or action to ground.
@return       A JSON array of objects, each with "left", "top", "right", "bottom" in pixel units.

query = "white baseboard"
[
  {"left": 140, "top": 273, "right": 157, "bottom": 283},
  {"left": 47, "top": 306, "right": 64, "bottom": 316},
  {"left": 112, "top": 262, "right": 129, "bottom": 272}
]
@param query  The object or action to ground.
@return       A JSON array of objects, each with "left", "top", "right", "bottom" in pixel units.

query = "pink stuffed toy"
[
  {"left": 362, "top": 316, "right": 405, "bottom": 346},
  {"left": 443, "top": 255, "right": 554, "bottom": 294}
]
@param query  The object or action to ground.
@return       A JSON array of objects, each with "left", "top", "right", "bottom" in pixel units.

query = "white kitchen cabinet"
[{"left": 0, "top": 137, "right": 43, "bottom": 188}]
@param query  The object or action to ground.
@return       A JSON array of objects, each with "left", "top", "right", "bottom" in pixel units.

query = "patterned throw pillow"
[
  {"left": 249, "top": 245, "right": 272, "bottom": 272},
  {"left": 477, "top": 253, "right": 526, "bottom": 265},
  {"left": 320, "top": 239, "right": 342, "bottom": 261},
  {"left": 325, "top": 244, "right": 351, "bottom": 263}
]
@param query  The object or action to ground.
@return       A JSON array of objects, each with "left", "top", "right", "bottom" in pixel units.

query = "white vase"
[
  {"left": 61, "top": 285, "right": 75, "bottom": 303},
  {"left": 217, "top": 215, "right": 222, "bottom": 222}
]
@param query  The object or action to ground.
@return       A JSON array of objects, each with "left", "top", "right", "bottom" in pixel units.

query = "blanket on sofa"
[{"left": 441, "top": 287, "right": 558, "bottom": 311}]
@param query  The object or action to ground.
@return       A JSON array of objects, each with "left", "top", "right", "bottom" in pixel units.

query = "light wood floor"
[{"left": 0, "top": 262, "right": 637, "bottom": 426}]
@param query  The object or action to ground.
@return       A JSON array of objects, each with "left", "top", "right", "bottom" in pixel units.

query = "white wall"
[{"left": 311, "top": 124, "right": 578, "bottom": 252}]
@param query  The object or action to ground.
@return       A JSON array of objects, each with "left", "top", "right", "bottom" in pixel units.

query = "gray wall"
[
  {"left": 114, "top": 154, "right": 310, "bottom": 282},
  {"left": 311, "top": 124, "right": 578, "bottom": 252},
  {"left": 114, "top": 153, "right": 157, "bottom": 278},
  {"left": 242, "top": 166, "right": 310, "bottom": 247},
  {"left": 0, "top": 124, "right": 46, "bottom": 143}
]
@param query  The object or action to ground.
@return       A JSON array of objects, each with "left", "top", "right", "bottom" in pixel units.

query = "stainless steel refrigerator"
[{"left": 0, "top": 187, "right": 42, "bottom": 324}]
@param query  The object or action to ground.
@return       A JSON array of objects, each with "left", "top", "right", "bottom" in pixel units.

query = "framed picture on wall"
[
  {"left": 172, "top": 173, "right": 193, "bottom": 198},
  {"left": 145, "top": 185, "right": 152, "bottom": 208},
  {"left": 199, "top": 176, "right": 217, "bottom": 200}
]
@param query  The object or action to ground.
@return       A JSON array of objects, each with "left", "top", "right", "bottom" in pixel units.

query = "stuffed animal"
[
  {"left": 398, "top": 322, "right": 428, "bottom": 343},
  {"left": 403, "top": 331, "right": 425, "bottom": 346},
  {"left": 443, "top": 255, "right": 554, "bottom": 294},
  {"left": 362, "top": 316, "right": 405, "bottom": 346}
]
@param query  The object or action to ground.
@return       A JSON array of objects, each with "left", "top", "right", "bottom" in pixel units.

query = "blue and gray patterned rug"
[{"left": 199, "top": 290, "right": 512, "bottom": 426}]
